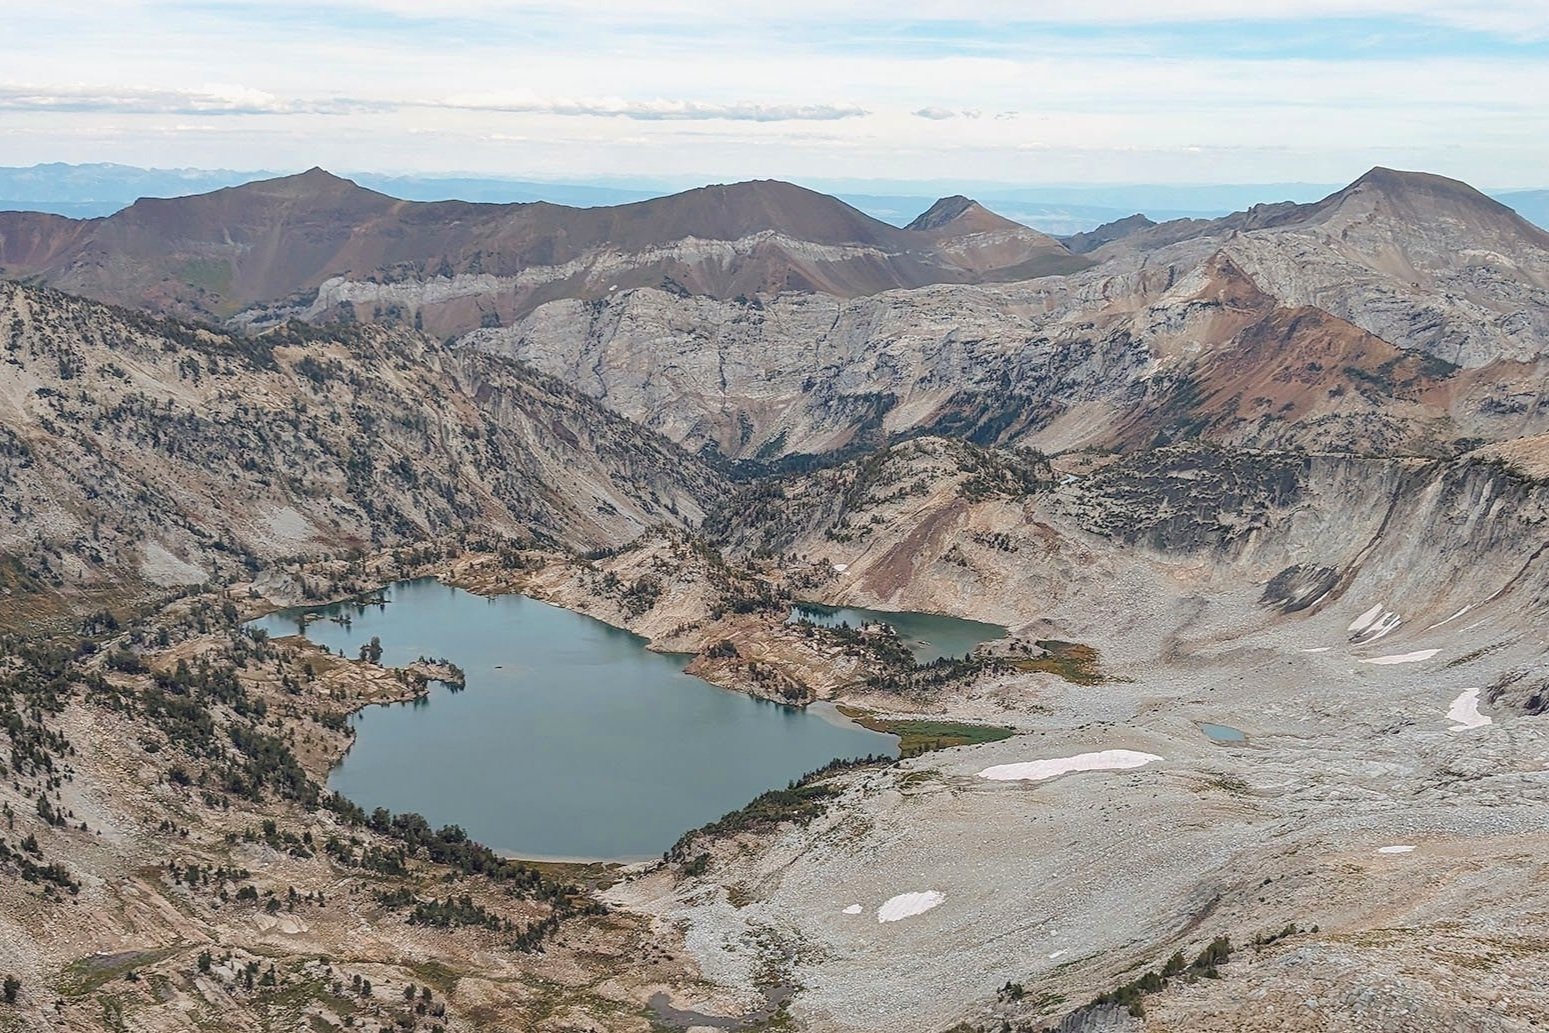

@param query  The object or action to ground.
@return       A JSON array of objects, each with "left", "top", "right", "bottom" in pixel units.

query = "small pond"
[
  {"left": 249, "top": 580, "right": 897, "bottom": 860},
  {"left": 1198, "top": 722, "right": 1247, "bottom": 744},
  {"left": 788, "top": 602, "right": 1007, "bottom": 664}
]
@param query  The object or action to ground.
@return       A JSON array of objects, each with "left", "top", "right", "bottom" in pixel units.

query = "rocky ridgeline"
[
  {"left": 0, "top": 282, "right": 718, "bottom": 620},
  {"left": 466, "top": 170, "right": 1549, "bottom": 463},
  {"left": 7, "top": 167, "right": 1548, "bottom": 465}
]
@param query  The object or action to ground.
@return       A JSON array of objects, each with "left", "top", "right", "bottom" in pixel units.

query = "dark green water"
[
  {"left": 249, "top": 580, "right": 896, "bottom": 861},
  {"left": 788, "top": 602, "right": 1007, "bottom": 663}
]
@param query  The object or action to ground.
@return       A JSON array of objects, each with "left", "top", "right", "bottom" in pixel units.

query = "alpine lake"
[{"left": 249, "top": 580, "right": 1004, "bottom": 860}]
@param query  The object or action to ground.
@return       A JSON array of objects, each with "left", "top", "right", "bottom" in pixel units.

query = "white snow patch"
[
  {"left": 1377, "top": 845, "right": 1416, "bottom": 854},
  {"left": 1354, "top": 612, "right": 1402, "bottom": 642},
  {"left": 1425, "top": 605, "right": 1472, "bottom": 631},
  {"left": 832, "top": 563, "right": 849, "bottom": 573},
  {"left": 979, "top": 750, "right": 1162, "bottom": 782},
  {"left": 877, "top": 891, "right": 945, "bottom": 923},
  {"left": 1362, "top": 649, "right": 1441, "bottom": 665},
  {"left": 1302, "top": 647, "right": 1332, "bottom": 654},
  {"left": 1446, "top": 688, "right": 1491, "bottom": 731},
  {"left": 1049, "top": 950, "right": 1068, "bottom": 960},
  {"left": 1348, "top": 604, "right": 1384, "bottom": 633},
  {"left": 842, "top": 904, "right": 863, "bottom": 915}
]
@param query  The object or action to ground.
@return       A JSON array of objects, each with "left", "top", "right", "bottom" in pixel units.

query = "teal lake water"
[
  {"left": 1199, "top": 722, "right": 1247, "bottom": 743},
  {"left": 250, "top": 580, "right": 896, "bottom": 860},
  {"left": 788, "top": 602, "right": 1007, "bottom": 663}
]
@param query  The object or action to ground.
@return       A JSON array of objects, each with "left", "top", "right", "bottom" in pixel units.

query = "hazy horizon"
[
  {"left": 7, "top": 3, "right": 1549, "bottom": 187},
  {"left": 4, "top": 160, "right": 1547, "bottom": 234}
]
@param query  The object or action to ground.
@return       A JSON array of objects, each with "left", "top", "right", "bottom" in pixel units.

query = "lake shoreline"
[{"left": 248, "top": 578, "right": 900, "bottom": 861}]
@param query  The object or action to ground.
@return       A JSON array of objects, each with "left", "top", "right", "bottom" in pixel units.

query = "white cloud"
[
  {"left": 3, "top": 1, "right": 1548, "bottom": 184},
  {"left": 438, "top": 95, "right": 867, "bottom": 121},
  {"left": 0, "top": 83, "right": 381, "bottom": 115},
  {"left": 911, "top": 107, "right": 983, "bottom": 120},
  {"left": 152, "top": 1, "right": 1549, "bottom": 37},
  {"left": 0, "top": 83, "right": 866, "bottom": 123}
]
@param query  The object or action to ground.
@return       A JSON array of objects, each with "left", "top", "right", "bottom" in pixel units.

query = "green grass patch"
[
  {"left": 1008, "top": 640, "right": 1104, "bottom": 685},
  {"left": 404, "top": 959, "right": 462, "bottom": 997},
  {"left": 526, "top": 858, "right": 627, "bottom": 891},
  {"left": 837, "top": 707, "right": 1015, "bottom": 757},
  {"left": 179, "top": 257, "right": 233, "bottom": 295},
  {"left": 58, "top": 948, "right": 181, "bottom": 997}
]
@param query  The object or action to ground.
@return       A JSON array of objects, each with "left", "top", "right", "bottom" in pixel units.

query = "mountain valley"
[{"left": 2, "top": 164, "right": 1549, "bottom": 1033}]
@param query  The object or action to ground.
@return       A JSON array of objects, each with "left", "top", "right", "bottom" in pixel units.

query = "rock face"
[
  {"left": 707, "top": 435, "right": 1549, "bottom": 640},
  {"left": 471, "top": 168, "right": 1549, "bottom": 461},
  {"left": 0, "top": 282, "right": 718, "bottom": 603},
  {"left": 1216, "top": 168, "right": 1549, "bottom": 368},
  {"left": 0, "top": 171, "right": 1088, "bottom": 333},
  {"left": 1059, "top": 213, "right": 1156, "bottom": 255},
  {"left": 7, "top": 165, "right": 1546, "bottom": 464}
]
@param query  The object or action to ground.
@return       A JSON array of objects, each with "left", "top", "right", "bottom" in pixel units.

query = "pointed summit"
[
  {"left": 901, "top": 195, "right": 1086, "bottom": 278},
  {"left": 906, "top": 195, "right": 1022, "bottom": 234},
  {"left": 906, "top": 196, "right": 978, "bottom": 231},
  {"left": 243, "top": 166, "right": 377, "bottom": 199}
]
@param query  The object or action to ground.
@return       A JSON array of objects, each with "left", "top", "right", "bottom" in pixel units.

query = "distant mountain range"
[
  {"left": 12, "top": 162, "right": 1544, "bottom": 234},
  {"left": 0, "top": 163, "right": 667, "bottom": 219},
  {"left": 4, "top": 163, "right": 1547, "bottom": 468},
  {"left": 0, "top": 168, "right": 1089, "bottom": 329}
]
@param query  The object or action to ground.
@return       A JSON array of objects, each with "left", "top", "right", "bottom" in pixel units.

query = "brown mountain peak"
[
  {"left": 904, "top": 196, "right": 1034, "bottom": 238},
  {"left": 1347, "top": 166, "right": 1496, "bottom": 205},
  {"left": 616, "top": 179, "right": 901, "bottom": 247},
  {"left": 906, "top": 196, "right": 983, "bottom": 231},
  {"left": 240, "top": 166, "right": 376, "bottom": 199},
  {"left": 1255, "top": 166, "right": 1549, "bottom": 246}
]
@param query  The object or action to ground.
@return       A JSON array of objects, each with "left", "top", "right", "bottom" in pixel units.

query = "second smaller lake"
[{"left": 788, "top": 602, "right": 1007, "bottom": 664}]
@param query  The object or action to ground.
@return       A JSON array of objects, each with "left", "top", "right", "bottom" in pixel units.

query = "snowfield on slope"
[
  {"left": 978, "top": 750, "right": 1162, "bottom": 782},
  {"left": 1447, "top": 688, "right": 1491, "bottom": 731},
  {"left": 877, "top": 891, "right": 945, "bottom": 923},
  {"left": 1362, "top": 649, "right": 1441, "bottom": 665}
]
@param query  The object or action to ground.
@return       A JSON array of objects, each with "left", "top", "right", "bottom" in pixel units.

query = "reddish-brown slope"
[
  {"left": 0, "top": 171, "right": 1086, "bottom": 325},
  {"left": 1114, "top": 254, "right": 1458, "bottom": 452}
]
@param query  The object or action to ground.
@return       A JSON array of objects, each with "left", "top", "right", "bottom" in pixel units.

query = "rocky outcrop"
[
  {"left": 470, "top": 170, "right": 1549, "bottom": 462},
  {"left": 0, "top": 282, "right": 718, "bottom": 613}
]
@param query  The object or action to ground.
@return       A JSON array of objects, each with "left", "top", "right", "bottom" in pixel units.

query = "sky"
[{"left": 3, "top": 1, "right": 1548, "bottom": 188}]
